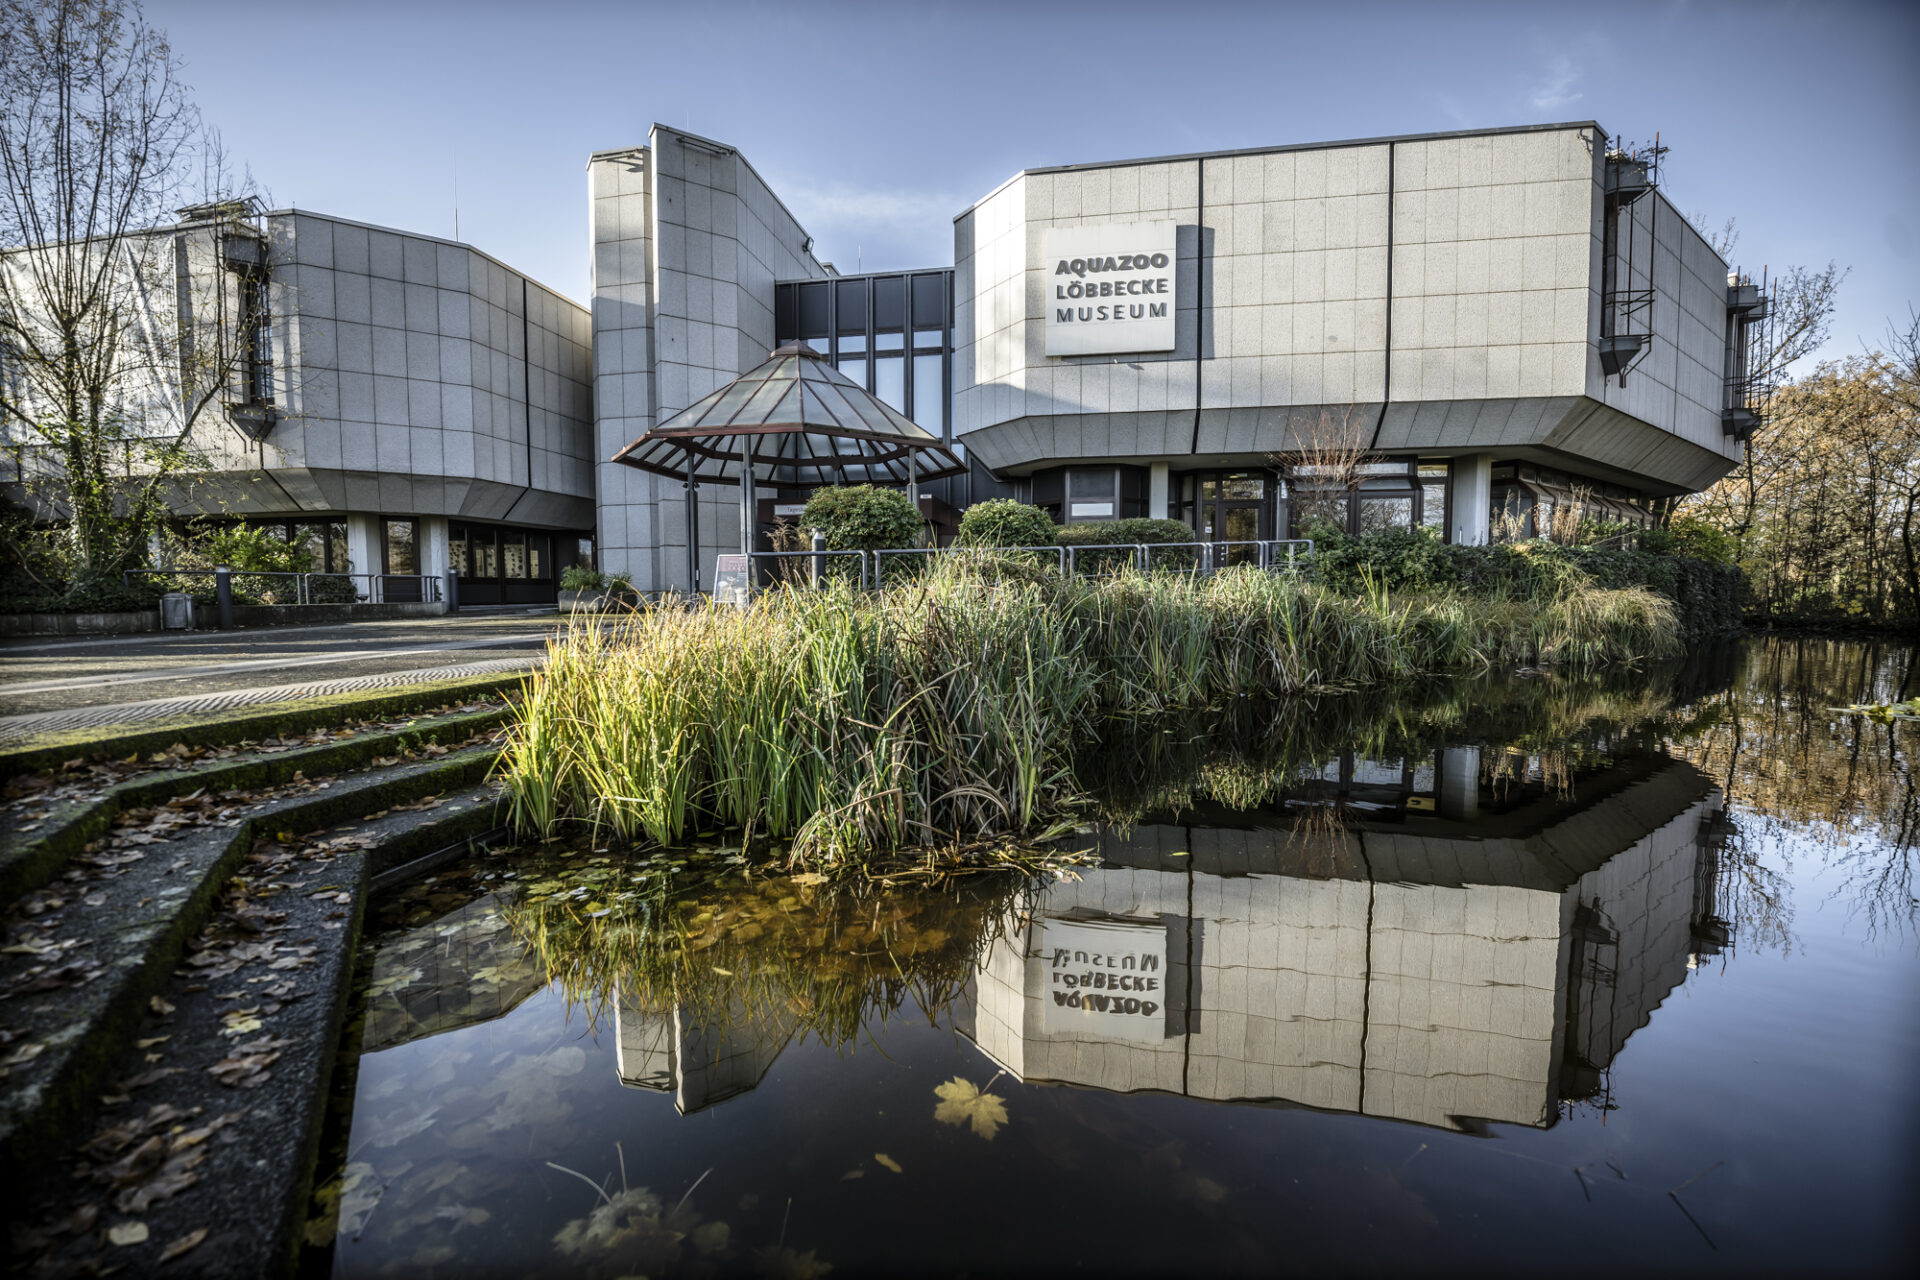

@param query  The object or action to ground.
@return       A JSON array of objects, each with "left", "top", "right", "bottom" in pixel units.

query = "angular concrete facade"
[
  {"left": 587, "top": 127, "right": 829, "bottom": 592},
  {"left": 952, "top": 123, "right": 1743, "bottom": 500},
  {"left": 959, "top": 754, "right": 1721, "bottom": 1131}
]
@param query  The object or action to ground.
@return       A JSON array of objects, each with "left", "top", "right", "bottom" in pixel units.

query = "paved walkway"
[{"left": 0, "top": 613, "right": 560, "bottom": 742}]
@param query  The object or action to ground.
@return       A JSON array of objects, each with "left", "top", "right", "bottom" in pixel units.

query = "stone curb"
[
  {"left": 0, "top": 745, "right": 501, "bottom": 1174},
  {"left": 0, "top": 673, "right": 526, "bottom": 779},
  {"left": 0, "top": 706, "right": 511, "bottom": 911}
]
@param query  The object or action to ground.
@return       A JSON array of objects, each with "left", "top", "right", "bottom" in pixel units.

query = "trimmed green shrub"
[
  {"left": 803, "top": 485, "right": 923, "bottom": 551},
  {"left": 561, "top": 564, "right": 607, "bottom": 591},
  {"left": 956, "top": 498, "right": 1055, "bottom": 548},
  {"left": 1054, "top": 518, "right": 1194, "bottom": 546}
]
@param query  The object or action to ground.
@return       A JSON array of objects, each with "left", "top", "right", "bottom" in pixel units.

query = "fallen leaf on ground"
[
  {"left": 874, "top": 1152, "right": 902, "bottom": 1174},
  {"left": 159, "top": 1227, "right": 209, "bottom": 1263},
  {"left": 933, "top": 1076, "right": 1009, "bottom": 1140},
  {"left": 108, "top": 1221, "right": 149, "bottom": 1245}
]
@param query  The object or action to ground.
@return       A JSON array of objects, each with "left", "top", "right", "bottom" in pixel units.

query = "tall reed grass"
[{"left": 498, "top": 557, "right": 1679, "bottom": 862}]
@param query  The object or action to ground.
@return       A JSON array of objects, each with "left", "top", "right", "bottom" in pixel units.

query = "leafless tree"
[{"left": 0, "top": 0, "right": 258, "bottom": 587}]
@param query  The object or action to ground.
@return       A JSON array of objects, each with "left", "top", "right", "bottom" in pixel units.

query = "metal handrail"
[
  {"left": 1063, "top": 543, "right": 1149, "bottom": 574},
  {"left": 732, "top": 537, "right": 1315, "bottom": 595},
  {"left": 123, "top": 568, "right": 444, "bottom": 605},
  {"left": 748, "top": 548, "right": 870, "bottom": 589},
  {"left": 871, "top": 546, "right": 939, "bottom": 587}
]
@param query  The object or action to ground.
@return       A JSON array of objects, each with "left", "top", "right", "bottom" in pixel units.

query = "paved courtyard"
[{"left": 0, "top": 612, "right": 561, "bottom": 741}]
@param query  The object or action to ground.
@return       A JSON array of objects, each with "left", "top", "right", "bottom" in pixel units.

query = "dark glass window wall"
[{"left": 777, "top": 269, "right": 968, "bottom": 510}]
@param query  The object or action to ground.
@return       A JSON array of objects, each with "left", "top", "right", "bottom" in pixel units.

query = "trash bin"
[{"left": 161, "top": 592, "right": 194, "bottom": 630}]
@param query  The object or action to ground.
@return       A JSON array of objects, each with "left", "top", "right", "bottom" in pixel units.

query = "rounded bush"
[
  {"left": 802, "top": 485, "right": 924, "bottom": 551},
  {"left": 957, "top": 499, "right": 1056, "bottom": 548}
]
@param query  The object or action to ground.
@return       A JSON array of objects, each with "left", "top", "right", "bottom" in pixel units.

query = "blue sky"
[{"left": 152, "top": 0, "right": 1917, "bottom": 371}]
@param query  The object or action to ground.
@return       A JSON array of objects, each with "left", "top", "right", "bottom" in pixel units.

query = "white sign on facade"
[
  {"left": 1044, "top": 221, "right": 1178, "bottom": 357},
  {"left": 1038, "top": 917, "right": 1167, "bottom": 1042}
]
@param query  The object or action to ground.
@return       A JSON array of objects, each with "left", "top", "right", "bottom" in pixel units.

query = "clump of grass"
[{"left": 497, "top": 556, "right": 1682, "bottom": 863}]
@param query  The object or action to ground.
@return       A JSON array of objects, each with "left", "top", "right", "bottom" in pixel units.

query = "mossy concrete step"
[
  {"left": 0, "top": 744, "right": 501, "bottom": 1174},
  {"left": 0, "top": 671, "right": 525, "bottom": 779},
  {"left": 0, "top": 704, "right": 509, "bottom": 909}
]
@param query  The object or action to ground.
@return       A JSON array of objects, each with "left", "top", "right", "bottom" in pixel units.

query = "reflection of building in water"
[
  {"left": 613, "top": 989, "right": 797, "bottom": 1114},
  {"left": 959, "top": 751, "right": 1733, "bottom": 1132},
  {"left": 360, "top": 893, "right": 547, "bottom": 1053}
]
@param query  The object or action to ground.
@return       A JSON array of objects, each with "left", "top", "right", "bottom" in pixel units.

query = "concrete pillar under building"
[
  {"left": 345, "top": 514, "right": 381, "bottom": 599},
  {"left": 1438, "top": 747, "right": 1482, "bottom": 822},
  {"left": 1148, "top": 462, "right": 1170, "bottom": 520},
  {"left": 1452, "top": 455, "right": 1493, "bottom": 547}
]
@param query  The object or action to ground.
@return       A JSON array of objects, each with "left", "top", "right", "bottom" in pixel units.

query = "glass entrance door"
[{"left": 1182, "top": 473, "right": 1272, "bottom": 564}]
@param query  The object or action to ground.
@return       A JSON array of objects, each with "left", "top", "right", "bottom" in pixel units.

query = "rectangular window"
[
  {"left": 798, "top": 283, "right": 830, "bottom": 340},
  {"left": 873, "top": 275, "right": 905, "bottom": 332},
  {"left": 838, "top": 356, "right": 869, "bottom": 390},
  {"left": 775, "top": 285, "right": 797, "bottom": 342},
  {"left": 912, "top": 353, "right": 943, "bottom": 430},
  {"left": 1070, "top": 467, "right": 1116, "bottom": 500},
  {"left": 448, "top": 523, "right": 469, "bottom": 577},
  {"left": 874, "top": 356, "right": 904, "bottom": 411},
  {"left": 471, "top": 529, "right": 498, "bottom": 579},
  {"left": 835, "top": 279, "right": 868, "bottom": 333},
  {"left": 384, "top": 519, "right": 417, "bottom": 576},
  {"left": 502, "top": 532, "right": 527, "bottom": 579},
  {"left": 1358, "top": 496, "right": 1414, "bottom": 534},
  {"left": 574, "top": 537, "right": 595, "bottom": 572},
  {"left": 911, "top": 273, "right": 946, "bottom": 330},
  {"left": 528, "top": 534, "right": 550, "bottom": 580}
]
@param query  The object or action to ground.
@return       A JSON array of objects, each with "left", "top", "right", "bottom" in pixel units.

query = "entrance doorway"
[
  {"left": 448, "top": 521, "right": 565, "bottom": 605},
  {"left": 1175, "top": 472, "right": 1274, "bottom": 563}
]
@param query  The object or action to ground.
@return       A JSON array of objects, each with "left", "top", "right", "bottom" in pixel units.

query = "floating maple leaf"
[{"left": 933, "top": 1076, "right": 1008, "bottom": 1140}]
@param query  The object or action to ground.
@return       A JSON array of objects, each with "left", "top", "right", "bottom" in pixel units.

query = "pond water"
[{"left": 304, "top": 638, "right": 1919, "bottom": 1277}]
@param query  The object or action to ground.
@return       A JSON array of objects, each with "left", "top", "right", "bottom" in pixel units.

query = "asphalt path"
[{"left": 0, "top": 613, "right": 561, "bottom": 718}]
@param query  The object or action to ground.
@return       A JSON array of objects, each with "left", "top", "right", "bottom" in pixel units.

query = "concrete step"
[
  {"left": 0, "top": 704, "right": 509, "bottom": 909},
  {"left": 0, "top": 743, "right": 502, "bottom": 1173}
]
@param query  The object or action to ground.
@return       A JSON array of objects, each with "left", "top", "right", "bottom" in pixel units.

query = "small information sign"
[{"left": 714, "top": 554, "right": 751, "bottom": 608}]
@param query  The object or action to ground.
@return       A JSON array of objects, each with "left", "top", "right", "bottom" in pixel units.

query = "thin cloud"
[
  {"left": 780, "top": 181, "right": 961, "bottom": 230},
  {"left": 1529, "top": 55, "right": 1584, "bottom": 112}
]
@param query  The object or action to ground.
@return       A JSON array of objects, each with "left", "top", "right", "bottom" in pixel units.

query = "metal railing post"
[
  {"left": 811, "top": 531, "right": 826, "bottom": 589},
  {"left": 444, "top": 566, "right": 460, "bottom": 614},
  {"left": 215, "top": 566, "right": 233, "bottom": 629}
]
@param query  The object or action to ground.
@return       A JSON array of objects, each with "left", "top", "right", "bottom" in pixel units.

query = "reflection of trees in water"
[
  {"left": 503, "top": 855, "right": 1036, "bottom": 1047},
  {"left": 1669, "top": 637, "right": 1917, "bottom": 938}
]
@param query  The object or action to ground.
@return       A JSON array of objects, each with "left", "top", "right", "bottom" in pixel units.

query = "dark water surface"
[{"left": 307, "top": 638, "right": 1920, "bottom": 1277}]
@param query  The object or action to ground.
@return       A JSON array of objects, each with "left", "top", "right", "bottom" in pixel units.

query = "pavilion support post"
[
  {"left": 907, "top": 451, "right": 919, "bottom": 540},
  {"left": 741, "top": 454, "right": 756, "bottom": 557},
  {"left": 684, "top": 447, "right": 700, "bottom": 596}
]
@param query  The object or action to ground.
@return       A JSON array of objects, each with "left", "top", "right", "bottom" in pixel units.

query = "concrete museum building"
[{"left": 4, "top": 120, "right": 1766, "bottom": 601}]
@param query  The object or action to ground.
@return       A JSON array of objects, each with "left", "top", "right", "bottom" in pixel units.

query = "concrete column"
[
  {"left": 418, "top": 517, "right": 449, "bottom": 581},
  {"left": 1438, "top": 747, "right": 1482, "bottom": 822},
  {"left": 345, "top": 514, "right": 380, "bottom": 598},
  {"left": 1452, "top": 454, "right": 1493, "bottom": 546},
  {"left": 1148, "top": 462, "right": 1170, "bottom": 519}
]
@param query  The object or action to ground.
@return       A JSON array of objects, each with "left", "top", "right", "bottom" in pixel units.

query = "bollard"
[
  {"left": 215, "top": 566, "right": 234, "bottom": 630},
  {"left": 810, "top": 530, "right": 826, "bottom": 589},
  {"left": 444, "top": 566, "right": 460, "bottom": 614}
]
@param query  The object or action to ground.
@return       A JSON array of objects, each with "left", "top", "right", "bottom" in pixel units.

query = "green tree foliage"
[
  {"left": 955, "top": 498, "right": 1055, "bottom": 547},
  {"left": 801, "top": 484, "right": 923, "bottom": 551},
  {"left": 1681, "top": 347, "right": 1920, "bottom": 628}
]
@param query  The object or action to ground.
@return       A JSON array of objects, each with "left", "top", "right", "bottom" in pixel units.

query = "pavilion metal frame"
[{"left": 610, "top": 342, "right": 965, "bottom": 591}]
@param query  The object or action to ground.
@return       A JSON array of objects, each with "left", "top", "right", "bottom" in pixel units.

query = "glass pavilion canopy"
[{"left": 610, "top": 342, "right": 964, "bottom": 486}]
